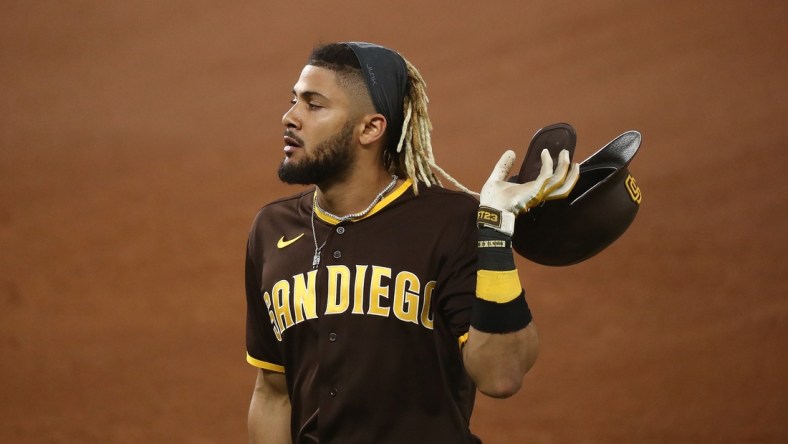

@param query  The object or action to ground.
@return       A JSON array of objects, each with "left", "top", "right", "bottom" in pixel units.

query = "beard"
[{"left": 278, "top": 121, "right": 355, "bottom": 185}]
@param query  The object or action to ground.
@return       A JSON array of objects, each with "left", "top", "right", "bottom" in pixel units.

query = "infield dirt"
[{"left": 1, "top": 1, "right": 786, "bottom": 442}]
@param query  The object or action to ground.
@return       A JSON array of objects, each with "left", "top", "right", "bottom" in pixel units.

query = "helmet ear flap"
[{"left": 512, "top": 126, "right": 643, "bottom": 266}]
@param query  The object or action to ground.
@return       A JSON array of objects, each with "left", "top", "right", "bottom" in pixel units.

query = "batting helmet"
[{"left": 511, "top": 124, "right": 643, "bottom": 266}]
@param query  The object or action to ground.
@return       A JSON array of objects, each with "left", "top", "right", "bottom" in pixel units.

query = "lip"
[
  {"left": 284, "top": 136, "right": 301, "bottom": 147},
  {"left": 284, "top": 135, "right": 303, "bottom": 154}
]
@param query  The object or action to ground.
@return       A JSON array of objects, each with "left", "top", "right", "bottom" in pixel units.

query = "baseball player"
[{"left": 245, "top": 42, "right": 578, "bottom": 443}]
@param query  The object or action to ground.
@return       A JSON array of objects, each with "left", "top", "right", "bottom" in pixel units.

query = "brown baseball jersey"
[{"left": 246, "top": 179, "right": 482, "bottom": 443}]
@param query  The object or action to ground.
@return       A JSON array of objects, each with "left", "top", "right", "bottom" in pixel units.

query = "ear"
[{"left": 358, "top": 114, "right": 388, "bottom": 146}]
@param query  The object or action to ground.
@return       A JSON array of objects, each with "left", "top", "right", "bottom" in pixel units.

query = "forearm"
[
  {"left": 248, "top": 370, "right": 291, "bottom": 444},
  {"left": 464, "top": 226, "right": 537, "bottom": 398},
  {"left": 463, "top": 322, "right": 538, "bottom": 398}
]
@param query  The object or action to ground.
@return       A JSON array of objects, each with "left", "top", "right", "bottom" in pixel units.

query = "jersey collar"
[{"left": 314, "top": 179, "right": 413, "bottom": 225}]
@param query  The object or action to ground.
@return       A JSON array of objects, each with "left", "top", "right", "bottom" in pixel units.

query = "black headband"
[{"left": 344, "top": 42, "right": 408, "bottom": 149}]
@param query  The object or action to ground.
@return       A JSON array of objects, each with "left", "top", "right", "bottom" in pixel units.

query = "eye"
[{"left": 307, "top": 103, "right": 322, "bottom": 110}]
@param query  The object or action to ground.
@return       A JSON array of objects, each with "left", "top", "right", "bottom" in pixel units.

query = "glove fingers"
[
  {"left": 544, "top": 162, "right": 580, "bottom": 201},
  {"left": 515, "top": 149, "right": 554, "bottom": 211},
  {"left": 487, "top": 150, "right": 517, "bottom": 183},
  {"left": 535, "top": 149, "right": 554, "bottom": 184},
  {"left": 542, "top": 149, "right": 571, "bottom": 195}
]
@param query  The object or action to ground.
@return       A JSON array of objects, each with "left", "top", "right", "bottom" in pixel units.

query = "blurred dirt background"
[{"left": 1, "top": 1, "right": 786, "bottom": 442}]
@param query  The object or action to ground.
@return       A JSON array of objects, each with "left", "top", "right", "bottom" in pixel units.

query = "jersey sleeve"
[
  {"left": 434, "top": 205, "right": 478, "bottom": 339},
  {"left": 245, "top": 228, "right": 286, "bottom": 373}
]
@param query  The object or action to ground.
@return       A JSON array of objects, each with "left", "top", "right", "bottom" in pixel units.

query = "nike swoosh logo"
[{"left": 277, "top": 233, "right": 304, "bottom": 248}]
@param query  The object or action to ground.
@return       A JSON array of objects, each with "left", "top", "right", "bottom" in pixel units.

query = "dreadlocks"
[{"left": 390, "top": 58, "right": 478, "bottom": 196}]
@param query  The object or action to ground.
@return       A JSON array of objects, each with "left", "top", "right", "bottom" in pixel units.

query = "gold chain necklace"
[{"left": 310, "top": 175, "right": 398, "bottom": 269}]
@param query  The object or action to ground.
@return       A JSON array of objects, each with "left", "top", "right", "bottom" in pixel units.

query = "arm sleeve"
[
  {"left": 434, "top": 208, "right": 478, "bottom": 339},
  {"left": 245, "top": 230, "right": 285, "bottom": 373}
]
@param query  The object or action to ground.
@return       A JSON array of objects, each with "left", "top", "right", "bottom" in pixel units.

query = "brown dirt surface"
[{"left": 1, "top": 1, "right": 786, "bottom": 442}]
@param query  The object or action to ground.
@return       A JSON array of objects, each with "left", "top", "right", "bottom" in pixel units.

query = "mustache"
[{"left": 284, "top": 130, "right": 304, "bottom": 147}]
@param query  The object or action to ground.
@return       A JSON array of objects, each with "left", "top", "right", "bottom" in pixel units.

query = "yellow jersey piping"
[
  {"left": 314, "top": 179, "right": 413, "bottom": 225},
  {"left": 246, "top": 352, "right": 285, "bottom": 373}
]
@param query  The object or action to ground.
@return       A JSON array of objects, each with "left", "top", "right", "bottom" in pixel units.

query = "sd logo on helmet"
[{"left": 511, "top": 123, "right": 643, "bottom": 266}]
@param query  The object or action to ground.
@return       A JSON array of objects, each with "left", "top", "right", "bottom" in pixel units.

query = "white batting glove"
[{"left": 477, "top": 149, "right": 580, "bottom": 236}]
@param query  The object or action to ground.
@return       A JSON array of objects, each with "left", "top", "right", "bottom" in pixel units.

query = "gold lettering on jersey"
[
  {"left": 352, "top": 265, "right": 368, "bottom": 314},
  {"left": 292, "top": 270, "right": 317, "bottom": 323},
  {"left": 325, "top": 265, "right": 351, "bottom": 314},
  {"left": 263, "top": 292, "right": 283, "bottom": 341},
  {"left": 271, "top": 280, "right": 293, "bottom": 332},
  {"left": 263, "top": 267, "right": 440, "bottom": 341},
  {"left": 367, "top": 266, "right": 391, "bottom": 317},
  {"left": 393, "top": 271, "right": 420, "bottom": 324},
  {"left": 421, "top": 281, "right": 435, "bottom": 329}
]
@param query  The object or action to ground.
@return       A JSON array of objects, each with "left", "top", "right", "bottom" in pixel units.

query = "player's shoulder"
[
  {"left": 396, "top": 183, "right": 479, "bottom": 223},
  {"left": 414, "top": 184, "right": 479, "bottom": 211},
  {"left": 251, "top": 188, "right": 312, "bottom": 225},
  {"left": 262, "top": 188, "right": 313, "bottom": 209}
]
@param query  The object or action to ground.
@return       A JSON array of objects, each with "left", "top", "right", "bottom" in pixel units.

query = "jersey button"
[
  {"left": 336, "top": 226, "right": 345, "bottom": 234},
  {"left": 330, "top": 388, "right": 338, "bottom": 397},
  {"left": 333, "top": 250, "right": 342, "bottom": 259},
  {"left": 329, "top": 332, "right": 337, "bottom": 342}
]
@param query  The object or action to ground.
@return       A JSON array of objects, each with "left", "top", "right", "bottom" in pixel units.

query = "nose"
[{"left": 282, "top": 104, "right": 300, "bottom": 129}]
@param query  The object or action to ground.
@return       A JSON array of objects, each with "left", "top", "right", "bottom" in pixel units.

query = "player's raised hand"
[
  {"left": 477, "top": 149, "right": 579, "bottom": 236},
  {"left": 540, "top": 149, "right": 580, "bottom": 202}
]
